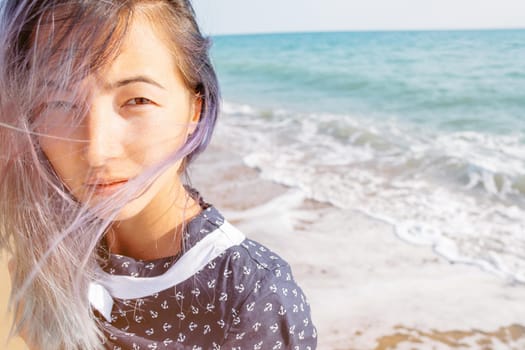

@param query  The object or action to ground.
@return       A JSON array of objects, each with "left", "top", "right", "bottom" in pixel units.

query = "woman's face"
[{"left": 37, "top": 16, "right": 201, "bottom": 220}]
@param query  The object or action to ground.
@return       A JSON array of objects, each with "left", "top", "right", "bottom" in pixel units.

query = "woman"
[{"left": 0, "top": 0, "right": 317, "bottom": 349}]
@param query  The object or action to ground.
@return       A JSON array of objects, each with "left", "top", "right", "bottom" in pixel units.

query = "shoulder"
[{"left": 216, "top": 232, "right": 318, "bottom": 348}]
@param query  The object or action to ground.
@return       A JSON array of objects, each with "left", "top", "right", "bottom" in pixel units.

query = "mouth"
[{"left": 85, "top": 179, "right": 129, "bottom": 196}]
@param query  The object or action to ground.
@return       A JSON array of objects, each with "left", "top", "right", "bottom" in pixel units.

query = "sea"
[{"left": 209, "top": 29, "right": 525, "bottom": 284}]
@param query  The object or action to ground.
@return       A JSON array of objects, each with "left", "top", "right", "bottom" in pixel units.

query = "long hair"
[{"left": 0, "top": 1, "right": 219, "bottom": 348}]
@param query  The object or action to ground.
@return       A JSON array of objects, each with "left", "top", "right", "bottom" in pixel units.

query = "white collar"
[{"left": 89, "top": 220, "right": 245, "bottom": 321}]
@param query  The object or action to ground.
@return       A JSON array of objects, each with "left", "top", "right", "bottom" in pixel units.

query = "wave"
[{"left": 218, "top": 101, "right": 525, "bottom": 283}]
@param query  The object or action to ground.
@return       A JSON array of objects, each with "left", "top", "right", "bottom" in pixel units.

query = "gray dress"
[{"left": 95, "top": 196, "right": 317, "bottom": 350}]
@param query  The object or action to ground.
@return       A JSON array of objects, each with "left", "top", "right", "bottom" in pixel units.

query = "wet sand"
[{"left": 190, "top": 138, "right": 525, "bottom": 350}]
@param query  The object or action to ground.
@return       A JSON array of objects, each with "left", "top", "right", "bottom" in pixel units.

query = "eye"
[{"left": 125, "top": 97, "right": 153, "bottom": 106}]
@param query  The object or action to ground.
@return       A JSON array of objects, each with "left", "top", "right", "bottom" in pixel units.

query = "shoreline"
[{"left": 190, "top": 137, "right": 525, "bottom": 349}]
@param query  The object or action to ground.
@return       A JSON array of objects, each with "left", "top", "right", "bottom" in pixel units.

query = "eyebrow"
[{"left": 104, "top": 75, "right": 166, "bottom": 90}]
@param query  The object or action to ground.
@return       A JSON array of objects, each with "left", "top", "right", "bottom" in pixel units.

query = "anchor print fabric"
[{"left": 96, "top": 200, "right": 317, "bottom": 349}]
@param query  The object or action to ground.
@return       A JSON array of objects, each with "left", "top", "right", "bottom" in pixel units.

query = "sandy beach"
[
  {"left": 189, "top": 136, "right": 525, "bottom": 350},
  {"left": 2, "top": 130, "right": 525, "bottom": 350}
]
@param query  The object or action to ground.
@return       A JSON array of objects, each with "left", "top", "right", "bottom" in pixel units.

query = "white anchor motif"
[
  {"left": 234, "top": 284, "right": 245, "bottom": 293},
  {"left": 134, "top": 315, "right": 143, "bottom": 323},
  {"left": 203, "top": 324, "right": 211, "bottom": 335},
  {"left": 207, "top": 261, "right": 216, "bottom": 269},
  {"left": 212, "top": 342, "right": 220, "bottom": 350},
  {"left": 130, "top": 272, "right": 139, "bottom": 277},
  {"left": 132, "top": 343, "right": 140, "bottom": 350},
  {"left": 206, "top": 303, "right": 215, "bottom": 312},
  {"left": 264, "top": 302, "right": 273, "bottom": 312},
  {"left": 189, "top": 322, "right": 198, "bottom": 331},
  {"left": 254, "top": 341, "right": 263, "bottom": 350},
  {"left": 217, "top": 319, "right": 226, "bottom": 328},
  {"left": 270, "top": 323, "right": 279, "bottom": 333},
  {"left": 232, "top": 251, "right": 240, "bottom": 260},
  {"left": 121, "top": 261, "right": 130, "bottom": 268},
  {"left": 235, "top": 332, "right": 245, "bottom": 340},
  {"left": 145, "top": 328, "right": 154, "bottom": 336},
  {"left": 254, "top": 280, "right": 262, "bottom": 292},
  {"left": 282, "top": 288, "right": 288, "bottom": 296},
  {"left": 232, "top": 316, "right": 240, "bottom": 325},
  {"left": 160, "top": 300, "right": 169, "bottom": 309},
  {"left": 163, "top": 339, "right": 173, "bottom": 346},
  {"left": 243, "top": 266, "right": 251, "bottom": 275},
  {"left": 191, "top": 305, "right": 199, "bottom": 314},
  {"left": 223, "top": 269, "right": 232, "bottom": 278},
  {"left": 191, "top": 288, "right": 201, "bottom": 297},
  {"left": 273, "top": 341, "right": 283, "bottom": 349},
  {"left": 192, "top": 346, "right": 202, "bottom": 350},
  {"left": 275, "top": 269, "right": 281, "bottom": 277},
  {"left": 162, "top": 323, "right": 172, "bottom": 332},
  {"left": 175, "top": 291, "right": 184, "bottom": 300},
  {"left": 150, "top": 310, "right": 158, "bottom": 319},
  {"left": 298, "top": 330, "right": 305, "bottom": 340},
  {"left": 269, "top": 255, "right": 278, "bottom": 260},
  {"left": 207, "top": 279, "right": 216, "bottom": 288},
  {"left": 292, "top": 289, "right": 298, "bottom": 297},
  {"left": 252, "top": 322, "right": 261, "bottom": 331},
  {"left": 219, "top": 292, "right": 228, "bottom": 302},
  {"left": 147, "top": 342, "right": 157, "bottom": 350},
  {"left": 286, "top": 273, "right": 292, "bottom": 281},
  {"left": 303, "top": 318, "right": 309, "bottom": 327},
  {"left": 145, "top": 262, "right": 155, "bottom": 270},
  {"left": 289, "top": 325, "right": 296, "bottom": 335},
  {"left": 278, "top": 305, "right": 286, "bottom": 316},
  {"left": 293, "top": 304, "right": 299, "bottom": 313},
  {"left": 259, "top": 246, "right": 267, "bottom": 252},
  {"left": 246, "top": 302, "right": 255, "bottom": 311},
  {"left": 269, "top": 284, "right": 277, "bottom": 293},
  {"left": 177, "top": 333, "right": 186, "bottom": 343},
  {"left": 109, "top": 333, "right": 117, "bottom": 340},
  {"left": 176, "top": 312, "right": 185, "bottom": 320}
]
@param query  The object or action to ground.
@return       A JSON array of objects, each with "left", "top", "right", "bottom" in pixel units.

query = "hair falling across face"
[{"left": 0, "top": 1, "right": 219, "bottom": 348}]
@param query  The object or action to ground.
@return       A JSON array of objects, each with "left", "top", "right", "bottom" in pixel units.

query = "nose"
[{"left": 85, "top": 101, "right": 125, "bottom": 168}]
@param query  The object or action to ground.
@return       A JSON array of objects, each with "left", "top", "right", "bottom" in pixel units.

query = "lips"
[{"left": 85, "top": 178, "right": 129, "bottom": 196}]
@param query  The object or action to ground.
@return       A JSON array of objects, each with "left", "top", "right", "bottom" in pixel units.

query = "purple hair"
[{"left": 0, "top": 1, "right": 220, "bottom": 348}]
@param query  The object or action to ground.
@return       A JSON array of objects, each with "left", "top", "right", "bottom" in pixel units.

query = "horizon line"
[{"left": 207, "top": 26, "right": 525, "bottom": 37}]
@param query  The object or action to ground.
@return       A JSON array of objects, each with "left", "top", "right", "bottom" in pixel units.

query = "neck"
[{"left": 105, "top": 183, "right": 202, "bottom": 260}]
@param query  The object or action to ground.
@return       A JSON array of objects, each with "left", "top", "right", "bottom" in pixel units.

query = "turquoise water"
[
  {"left": 212, "top": 30, "right": 525, "bottom": 135},
  {"left": 210, "top": 30, "right": 525, "bottom": 283}
]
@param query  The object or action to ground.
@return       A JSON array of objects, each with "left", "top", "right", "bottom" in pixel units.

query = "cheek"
[
  {"left": 39, "top": 138, "right": 84, "bottom": 186},
  {"left": 124, "top": 118, "right": 190, "bottom": 165}
]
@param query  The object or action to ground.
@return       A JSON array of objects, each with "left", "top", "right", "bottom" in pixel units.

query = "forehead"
[
  {"left": 103, "top": 16, "right": 176, "bottom": 80},
  {"left": 32, "top": 9, "right": 183, "bottom": 92}
]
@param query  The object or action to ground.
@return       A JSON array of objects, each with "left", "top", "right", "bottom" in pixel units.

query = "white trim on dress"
[{"left": 89, "top": 220, "right": 246, "bottom": 321}]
